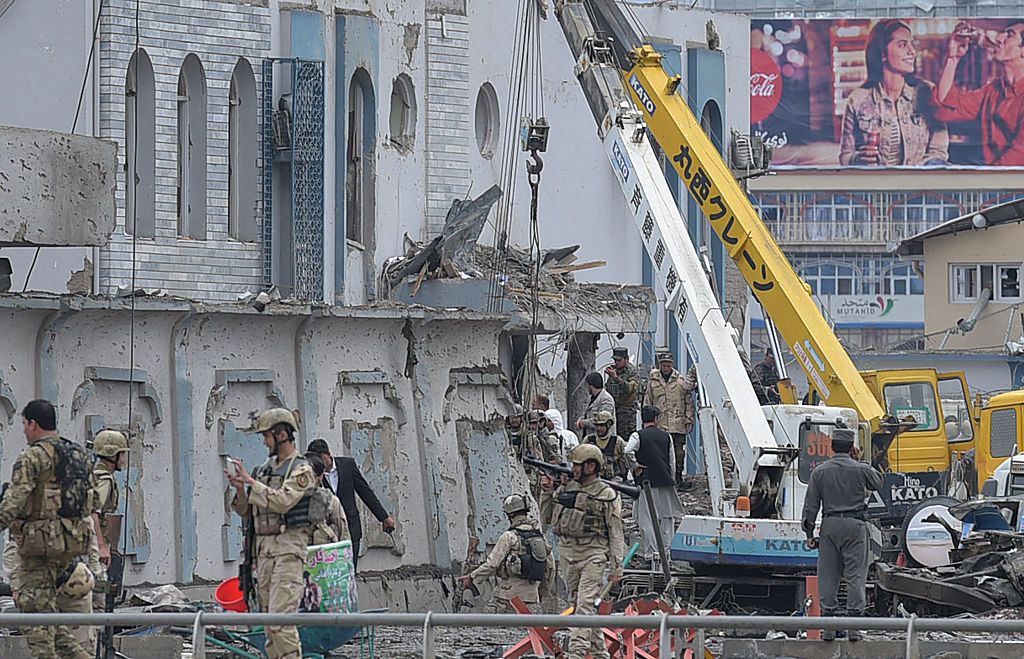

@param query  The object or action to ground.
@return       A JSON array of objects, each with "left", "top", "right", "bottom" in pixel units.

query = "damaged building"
[{"left": 0, "top": 0, "right": 752, "bottom": 607}]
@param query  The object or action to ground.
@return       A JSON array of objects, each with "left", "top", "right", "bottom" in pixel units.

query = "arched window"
[
  {"left": 346, "top": 68, "right": 376, "bottom": 245},
  {"left": 805, "top": 194, "right": 873, "bottom": 242},
  {"left": 474, "top": 82, "right": 499, "bottom": 159},
  {"left": 229, "top": 58, "right": 258, "bottom": 242},
  {"left": 125, "top": 49, "right": 155, "bottom": 238},
  {"left": 177, "top": 54, "right": 207, "bottom": 239},
  {"left": 890, "top": 194, "right": 961, "bottom": 241},
  {"left": 884, "top": 263, "right": 924, "bottom": 296},
  {"left": 799, "top": 261, "right": 858, "bottom": 296},
  {"left": 388, "top": 73, "right": 417, "bottom": 152},
  {"left": 700, "top": 100, "right": 723, "bottom": 154}
]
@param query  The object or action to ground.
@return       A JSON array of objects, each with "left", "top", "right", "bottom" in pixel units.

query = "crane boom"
[
  {"left": 622, "top": 46, "right": 887, "bottom": 429},
  {"left": 551, "top": 1, "right": 784, "bottom": 496}
]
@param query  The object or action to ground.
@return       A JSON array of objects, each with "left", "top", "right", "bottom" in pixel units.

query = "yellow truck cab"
[
  {"left": 859, "top": 369, "right": 976, "bottom": 474},
  {"left": 976, "top": 390, "right": 1024, "bottom": 491}
]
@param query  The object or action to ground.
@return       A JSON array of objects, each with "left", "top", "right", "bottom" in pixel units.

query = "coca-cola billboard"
[
  {"left": 750, "top": 17, "right": 1024, "bottom": 169},
  {"left": 749, "top": 48, "right": 782, "bottom": 125}
]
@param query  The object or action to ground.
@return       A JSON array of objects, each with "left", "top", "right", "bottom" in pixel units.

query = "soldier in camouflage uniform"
[
  {"left": 0, "top": 400, "right": 94, "bottom": 659},
  {"left": 3, "top": 427, "right": 110, "bottom": 649},
  {"left": 645, "top": 351, "right": 697, "bottom": 486},
  {"left": 3, "top": 519, "right": 102, "bottom": 648},
  {"left": 604, "top": 347, "right": 641, "bottom": 442},
  {"left": 460, "top": 494, "right": 554, "bottom": 613},
  {"left": 91, "top": 430, "right": 128, "bottom": 568},
  {"left": 505, "top": 404, "right": 527, "bottom": 454},
  {"left": 520, "top": 410, "right": 564, "bottom": 498},
  {"left": 583, "top": 410, "right": 628, "bottom": 480},
  {"left": 541, "top": 444, "right": 625, "bottom": 659},
  {"left": 227, "top": 408, "right": 318, "bottom": 659}
]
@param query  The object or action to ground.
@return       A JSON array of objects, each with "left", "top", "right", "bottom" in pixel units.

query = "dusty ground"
[{"left": 323, "top": 626, "right": 531, "bottom": 658}]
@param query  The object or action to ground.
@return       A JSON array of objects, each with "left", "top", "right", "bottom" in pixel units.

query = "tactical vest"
[
  {"left": 585, "top": 433, "right": 622, "bottom": 478},
  {"left": 251, "top": 455, "right": 317, "bottom": 536},
  {"left": 507, "top": 525, "right": 548, "bottom": 582},
  {"left": 550, "top": 481, "right": 616, "bottom": 539},
  {"left": 14, "top": 439, "right": 90, "bottom": 559}
]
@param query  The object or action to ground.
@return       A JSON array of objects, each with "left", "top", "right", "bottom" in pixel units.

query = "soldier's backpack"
[
  {"left": 511, "top": 528, "right": 549, "bottom": 582},
  {"left": 43, "top": 437, "right": 93, "bottom": 519}
]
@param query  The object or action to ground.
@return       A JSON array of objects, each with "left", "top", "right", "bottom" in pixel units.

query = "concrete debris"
[
  {"left": 65, "top": 256, "right": 93, "bottom": 295},
  {"left": 384, "top": 186, "right": 502, "bottom": 292},
  {"left": 128, "top": 584, "right": 190, "bottom": 608}
]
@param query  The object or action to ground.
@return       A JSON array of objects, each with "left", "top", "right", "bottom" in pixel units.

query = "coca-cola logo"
[{"left": 750, "top": 48, "right": 783, "bottom": 124}]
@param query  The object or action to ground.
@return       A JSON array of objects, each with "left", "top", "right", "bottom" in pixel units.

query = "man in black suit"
[{"left": 307, "top": 439, "right": 396, "bottom": 570}]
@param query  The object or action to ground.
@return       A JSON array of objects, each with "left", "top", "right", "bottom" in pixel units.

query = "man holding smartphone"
[{"left": 226, "top": 408, "right": 316, "bottom": 659}]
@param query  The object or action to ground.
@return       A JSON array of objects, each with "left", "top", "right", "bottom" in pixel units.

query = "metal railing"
[{"left": 3, "top": 612, "right": 1024, "bottom": 659}]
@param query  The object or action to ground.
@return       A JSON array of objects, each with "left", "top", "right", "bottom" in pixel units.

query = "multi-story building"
[
  {"left": 0, "top": 0, "right": 751, "bottom": 590},
  {"left": 696, "top": 0, "right": 1024, "bottom": 358}
]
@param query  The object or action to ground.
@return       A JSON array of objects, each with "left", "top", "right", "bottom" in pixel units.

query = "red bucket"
[{"left": 215, "top": 577, "right": 247, "bottom": 612}]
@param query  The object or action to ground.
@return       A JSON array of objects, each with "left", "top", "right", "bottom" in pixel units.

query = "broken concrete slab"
[
  {"left": 720, "top": 638, "right": 1024, "bottom": 659},
  {"left": 0, "top": 125, "right": 117, "bottom": 247}
]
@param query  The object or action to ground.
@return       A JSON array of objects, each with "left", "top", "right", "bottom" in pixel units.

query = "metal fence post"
[
  {"left": 659, "top": 612, "right": 671, "bottom": 659},
  {"left": 692, "top": 625, "right": 705, "bottom": 659},
  {"left": 422, "top": 611, "right": 435, "bottom": 659},
  {"left": 191, "top": 610, "right": 206, "bottom": 659},
  {"left": 905, "top": 614, "right": 918, "bottom": 659}
]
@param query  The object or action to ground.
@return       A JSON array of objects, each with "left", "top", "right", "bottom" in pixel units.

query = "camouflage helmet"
[
  {"left": 509, "top": 404, "right": 525, "bottom": 419},
  {"left": 593, "top": 410, "right": 614, "bottom": 427},
  {"left": 502, "top": 494, "right": 529, "bottom": 517},
  {"left": 657, "top": 350, "right": 674, "bottom": 364},
  {"left": 527, "top": 409, "right": 543, "bottom": 423},
  {"left": 57, "top": 561, "right": 95, "bottom": 599},
  {"left": 570, "top": 443, "right": 605, "bottom": 467},
  {"left": 94, "top": 430, "right": 129, "bottom": 458},
  {"left": 253, "top": 408, "right": 298, "bottom": 433}
]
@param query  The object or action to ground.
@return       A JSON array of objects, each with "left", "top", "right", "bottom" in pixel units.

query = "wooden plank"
[{"left": 548, "top": 260, "right": 607, "bottom": 274}]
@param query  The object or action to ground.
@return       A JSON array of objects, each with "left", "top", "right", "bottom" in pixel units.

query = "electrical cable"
[{"left": 0, "top": 0, "right": 18, "bottom": 24}]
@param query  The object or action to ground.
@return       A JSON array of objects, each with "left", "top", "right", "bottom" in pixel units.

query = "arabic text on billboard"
[{"left": 750, "top": 18, "right": 1024, "bottom": 169}]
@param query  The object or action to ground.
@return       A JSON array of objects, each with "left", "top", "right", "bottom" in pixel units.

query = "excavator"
[{"left": 550, "top": 0, "right": 1021, "bottom": 564}]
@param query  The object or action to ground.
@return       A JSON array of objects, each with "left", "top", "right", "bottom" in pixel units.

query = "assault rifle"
[
  {"left": 96, "top": 552, "right": 124, "bottom": 659},
  {"left": 523, "top": 456, "right": 640, "bottom": 498}
]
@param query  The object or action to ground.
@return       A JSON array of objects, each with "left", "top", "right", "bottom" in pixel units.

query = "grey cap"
[{"left": 832, "top": 428, "right": 856, "bottom": 447}]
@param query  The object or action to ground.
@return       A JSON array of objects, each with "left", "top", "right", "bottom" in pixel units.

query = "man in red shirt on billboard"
[{"left": 934, "top": 21, "right": 1024, "bottom": 166}]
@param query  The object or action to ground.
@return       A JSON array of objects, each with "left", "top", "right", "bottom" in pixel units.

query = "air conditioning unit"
[{"left": 730, "top": 129, "right": 772, "bottom": 180}]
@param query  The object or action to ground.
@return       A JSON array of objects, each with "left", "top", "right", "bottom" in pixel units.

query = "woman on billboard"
[{"left": 839, "top": 20, "right": 949, "bottom": 167}]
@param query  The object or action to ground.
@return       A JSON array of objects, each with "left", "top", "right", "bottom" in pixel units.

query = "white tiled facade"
[{"left": 98, "top": 0, "right": 270, "bottom": 301}]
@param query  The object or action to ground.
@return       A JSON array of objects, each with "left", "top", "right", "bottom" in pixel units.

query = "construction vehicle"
[
  {"left": 550, "top": 1, "right": 867, "bottom": 585},
  {"left": 557, "top": 1, "right": 998, "bottom": 543}
]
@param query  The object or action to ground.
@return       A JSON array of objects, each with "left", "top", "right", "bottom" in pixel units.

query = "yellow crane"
[{"left": 573, "top": 0, "right": 985, "bottom": 529}]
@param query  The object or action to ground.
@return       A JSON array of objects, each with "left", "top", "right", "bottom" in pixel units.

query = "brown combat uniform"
[
  {"left": 232, "top": 454, "right": 317, "bottom": 659},
  {"left": 469, "top": 517, "right": 554, "bottom": 612},
  {"left": 542, "top": 479, "right": 624, "bottom": 659}
]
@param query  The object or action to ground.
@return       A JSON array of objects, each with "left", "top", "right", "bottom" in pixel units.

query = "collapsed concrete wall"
[
  {"left": 0, "top": 296, "right": 528, "bottom": 588},
  {"left": 0, "top": 126, "right": 117, "bottom": 246}
]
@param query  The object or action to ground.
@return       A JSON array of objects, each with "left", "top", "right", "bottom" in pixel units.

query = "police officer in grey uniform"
[{"left": 801, "top": 427, "right": 883, "bottom": 642}]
